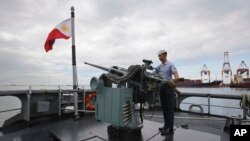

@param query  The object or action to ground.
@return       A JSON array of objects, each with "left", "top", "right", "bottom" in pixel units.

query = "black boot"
[
  {"left": 161, "top": 128, "right": 174, "bottom": 135},
  {"left": 158, "top": 126, "right": 166, "bottom": 131}
]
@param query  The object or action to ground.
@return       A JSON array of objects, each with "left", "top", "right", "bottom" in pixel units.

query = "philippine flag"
[{"left": 44, "top": 18, "right": 71, "bottom": 52}]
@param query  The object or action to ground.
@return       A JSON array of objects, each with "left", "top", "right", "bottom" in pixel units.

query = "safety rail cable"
[
  {"left": 181, "top": 102, "right": 242, "bottom": 109},
  {"left": 0, "top": 108, "right": 21, "bottom": 114}
]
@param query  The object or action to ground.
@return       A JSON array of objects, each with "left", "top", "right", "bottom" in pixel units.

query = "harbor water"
[{"left": 178, "top": 87, "right": 249, "bottom": 117}]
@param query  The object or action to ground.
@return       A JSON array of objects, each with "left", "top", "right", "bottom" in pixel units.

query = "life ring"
[{"left": 85, "top": 93, "right": 96, "bottom": 110}]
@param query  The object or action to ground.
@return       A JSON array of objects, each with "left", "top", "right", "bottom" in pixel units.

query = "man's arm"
[
  {"left": 173, "top": 71, "right": 179, "bottom": 80},
  {"left": 153, "top": 65, "right": 160, "bottom": 74},
  {"left": 171, "top": 63, "right": 179, "bottom": 83},
  {"left": 173, "top": 71, "right": 179, "bottom": 83}
]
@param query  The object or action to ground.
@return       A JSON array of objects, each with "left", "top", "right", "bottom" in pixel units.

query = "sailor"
[{"left": 155, "top": 49, "right": 179, "bottom": 135}]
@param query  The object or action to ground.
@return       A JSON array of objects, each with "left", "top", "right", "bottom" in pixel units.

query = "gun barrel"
[{"left": 84, "top": 62, "right": 109, "bottom": 72}]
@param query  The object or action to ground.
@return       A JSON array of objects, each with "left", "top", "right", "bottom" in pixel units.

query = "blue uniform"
[
  {"left": 156, "top": 61, "right": 177, "bottom": 130},
  {"left": 155, "top": 61, "right": 177, "bottom": 81}
]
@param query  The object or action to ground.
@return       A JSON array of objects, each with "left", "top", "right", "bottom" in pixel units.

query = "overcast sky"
[{"left": 0, "top": 0, "right": 250, "bottom": 86}]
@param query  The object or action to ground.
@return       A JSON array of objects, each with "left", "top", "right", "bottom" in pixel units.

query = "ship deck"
[{"left": 0, "top": 111, "right": 228, "bottom": 141}]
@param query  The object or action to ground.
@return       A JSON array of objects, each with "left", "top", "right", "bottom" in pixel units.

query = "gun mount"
[{"left": 85, "top": 60, "right": 177, "bottom": 135}]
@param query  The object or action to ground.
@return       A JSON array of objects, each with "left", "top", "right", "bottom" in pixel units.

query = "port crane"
[
  {"left": 222, "top": 52, "right": 232, "bottom": 86},
  {"left": 237, "top": 61, "right": 249, "bottom": 79},
  {"left": 201, "top": 64, "right": 210, "bottom": 83}
]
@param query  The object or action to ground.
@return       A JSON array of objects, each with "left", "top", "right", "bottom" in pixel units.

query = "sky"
[{"left": 0, "top": 0, "right": 250, "bottom": 86}]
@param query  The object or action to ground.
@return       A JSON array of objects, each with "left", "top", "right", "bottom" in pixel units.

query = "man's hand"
[
  {"left": 173, "top": 78, "right": 184, "bottom": 84},
  {"left": 173, "top": 79, "right": 178, "bottom": 84},
  {"left": 166, "top": 81, "right": 176, "bottom": 88}
]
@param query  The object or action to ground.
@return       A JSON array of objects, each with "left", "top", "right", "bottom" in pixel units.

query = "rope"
[
  {"left": 142, "top": 92, "right": 159, "bottom": 119},
  {"left": 240, "top": 94, "right": 250, "bottom": 109},
  {"left": 240, "top": 94, "right": 250, "bottom": 117}
]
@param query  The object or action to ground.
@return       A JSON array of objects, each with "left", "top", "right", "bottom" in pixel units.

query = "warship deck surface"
[{"left": 0, "top": 111, "right": 227, "bottom": 141}]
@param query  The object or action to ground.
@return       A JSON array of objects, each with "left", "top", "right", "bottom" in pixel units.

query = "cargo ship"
[
  {"left": 177, "top": 64, "right": 222, "bottom": 88},
  {"left": 177, "top": 79, "right": 222, "bottom": 88},
  {"left": 230, "top": 78, "right": 250, "bottom": 88}
]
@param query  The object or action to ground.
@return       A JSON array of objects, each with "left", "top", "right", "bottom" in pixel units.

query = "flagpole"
[{"left": 71, "top": 6, "right": 79, "bottom": 119}]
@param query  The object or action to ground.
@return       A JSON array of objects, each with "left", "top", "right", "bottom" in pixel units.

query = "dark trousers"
[{"left": 160, "top": 85, "right": 176, "bottom": 129}]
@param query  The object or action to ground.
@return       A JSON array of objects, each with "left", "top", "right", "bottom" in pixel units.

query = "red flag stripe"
[{"left": 44, "top": 29, "right": 70, "bottom": 52}]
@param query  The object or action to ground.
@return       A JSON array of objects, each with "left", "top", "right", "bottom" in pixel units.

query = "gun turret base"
[{"left": 107, "top": 125, "right": 142, "bottom": 139}]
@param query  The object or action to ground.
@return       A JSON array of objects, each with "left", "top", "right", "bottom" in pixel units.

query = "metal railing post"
[
  {"left": 58, "top": 85, "right": 62, "bottom": 116},
  {"left": 83, "top": 86, "right": 86, "bottom": 110},
  {"left": 208, "top": 95, "right": 210, "bottom": 116}
]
